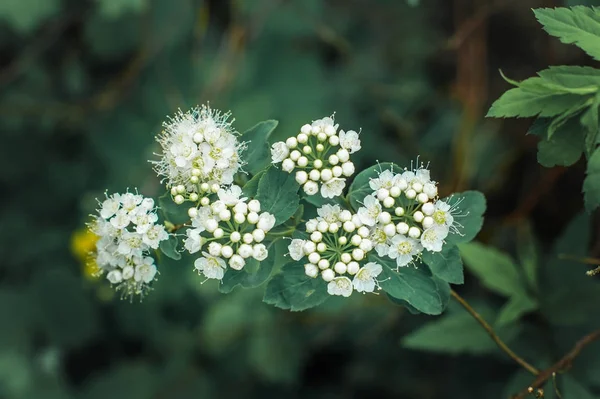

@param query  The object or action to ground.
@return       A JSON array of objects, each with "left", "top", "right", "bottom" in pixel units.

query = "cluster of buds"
[
  {"left": 183, "top": 185, "right": 275, "bottom": 280},
  {"left": 357, "top": 164, "right": 462, "bottom": 268},
  {"left": 88, "top": 191, "right": 169, "bottom": 299},
  {"left": 288, "top": 205, "right": 382, "bottom": 297},
  {"left": 152, "top": 105, "right": 245, "bottom": 204},
  {"left": 270, "top": 116, "right": 361, "bottom": 198}
]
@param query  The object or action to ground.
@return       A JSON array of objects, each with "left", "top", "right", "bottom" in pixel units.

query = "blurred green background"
[{"left": 2, "top": 0, "right": 600, "bottom": 398}]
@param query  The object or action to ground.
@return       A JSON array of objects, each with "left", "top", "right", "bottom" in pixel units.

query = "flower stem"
[{"left": 450, "top": 289, "right": 540, "bottom": 376}]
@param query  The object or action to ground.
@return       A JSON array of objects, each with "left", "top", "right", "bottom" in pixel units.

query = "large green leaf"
[
  {"left": 219, "top": 242, "right": 277, "bottom": 293},
  {"left": 583, "top": 147, "right": 600, "bottom": 210},
  {"left": 444, "top": 191, "right": 486, "bottom": 245},
  {"left": 459, "top": 242, "right": 524, "bottom": 298},
  {"left": 256, "top": 166, "right": 300, "bottom": 226},
  {"left": 487, "top": 87, "right": 588, "bottom": 118},
  {"left": 242, "top": 169, "right": 266, "bottom": 198},
  {"left": 496, "top": 294, "right": 538, "bottom": 326},
  {"left": 421, "top": 245, "right": 464, "bottom": 284},
  {"left": 535, "top": 7, "right": 600, "bottom": 62},
  {"left": 373, "top": 254, "right": 450, "bottom": 315},
  {"left": 403, "top": 304, "right": 520, "bottom": 355},
  {"left": 241, "top": 120, "right": 279, "bottom": 175},
  {"left": 537, "top": 116, "right": 586, "bottom": 167},
  {"left": 263, "top": 261, "right": 328, "bottom": 311},
  {"left": 346, "top": 162, "right": 403, "bottom": 210}
]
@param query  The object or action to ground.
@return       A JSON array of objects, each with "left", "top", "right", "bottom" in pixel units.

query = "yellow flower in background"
[{"left": 70, "top": 228, "right": 101, "bottom": 281}]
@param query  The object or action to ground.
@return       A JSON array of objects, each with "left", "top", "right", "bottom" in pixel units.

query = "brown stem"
[
  {"left": 512, "top": 329, "right": 600, "bottom": 399},
  {"left": 450, "top": 290, "right": 540, "bottom": 375}
]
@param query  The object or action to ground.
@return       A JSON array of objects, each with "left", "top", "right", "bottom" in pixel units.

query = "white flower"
[
  {"left": 387, "top": 235, "right": 422, "bottom": 267},
  {"left": 134, "top": 257, "right": 158, "bottom": 283},
  {"left": 257, "top": 213, "right": 276, "bottom": 232},
  {"left": 421, "top": 225, "right": 449, "bottom": 252},
  {"left": 369, "top": 169, "right": 395, "bottom": 190},
  {"left": 321, "top": 178, "right": 345, "bottom": 198},
  {"left": 117, "top": 231, "right": 145, "bottom": 257},
  {"left": 353, "top": 262, "right": 382, "bottom": 293},
  {"left": 357, "top": 195, "right": 382, "bottom": 226},
  {"left": 317, "top": 204, "right": 342, "bottom": 224},
  {"left": 217, "top": 185, "right": 245, "bottom": 207},
  {"left": 194, "top": 252, "right": 227, "bottom": 280},
  {"left": 288, "top": 239, "right": 306, "bottom": 260},
  {"left": 142, "top": 224, "right": 169, "bottom": 249},
  {"left": 271, "top": 142, "right": 289, "bottom": 163},
  {"left": 100, "top": 198, "right": 120, "bottom": 219},
  {"left": 229, "top": 254, "right": 246, "bottom": 270},
  {"left": 252, "top": 244, "right": 268, "bottom": 261},
  {"left": 152, "top": 105, "right": 244, "bottom": 199},
  {"left": 184, "top": 228, "right": 203, "bottom": 253},
  {"left": 106, "top": 269, "right": 122, "bottom": 284},
  {"left": 110, "top": 210, "right": 130, "bottom": 229},
  {"left": 339, "top": 130, "right": 361, "bottom": 153},
  {"left": 432, "top": 201, "right": 454, "bottom": 228},
  {"left": 327, "top": 276, "right": 353, "bottom": 297},
  {"left": 122, "top": 266, "right": 135, "bottom": 280}
]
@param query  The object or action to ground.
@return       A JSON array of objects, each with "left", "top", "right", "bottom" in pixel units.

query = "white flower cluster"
[
  {"left": 89, "top": 192, "right": 169, "bottom": 299},
  {"left": 288, "top": 205, "right": 382, "bottom": 297},
  {"left": 357, "top": 164, "right": 461, "bottom": 268},
  {"left": 183, "top": 185, "right": 276, "bottom": 281},
  {"left": 271, "top": 116, "right": 361, "bottom": 198},
  {"left": 152, "top": 104, "right": 245, "bottom": 205}
]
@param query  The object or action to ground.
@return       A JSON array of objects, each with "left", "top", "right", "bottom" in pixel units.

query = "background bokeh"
[{"left": 1, "top": 0, "right": 600, "bottom": 398}]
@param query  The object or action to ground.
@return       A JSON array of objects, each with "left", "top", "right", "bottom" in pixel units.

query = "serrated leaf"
[
  {"left": 537, "top": 65, "right": 600, "bottom": 89},
  {"left": 487, "top": 87, "right": 588, "bottom": 118},
  {"left": 159, "top": 235, "right": 181, "bottom": 260},
  {"left": 346, "top": 162, "right": 403, "bottom": 210},
  {"left": 421, "top": 245, "right": 464, "bottom": 284},
  {"left": 373, "top": 254, "right": 450, "bottom": 315},
  {"left": 581, "top": 92, "right": 600, "bottom": 156},
  {"left": 241, "top": 120, "right": 279, "bottom": 175},
  {"left": 537, "top": 116, "right": 586, "bottom": 167},
  {"left": 534, "top": 6, "right": 600, "bottom": 62},
  {"left": 444, "top": 191, "right": 486, "bottom": 246},
  {"left": 263, "top": 261, "right": 328, "bottom": 311},
  {"left": 219, "top": 243, "right": 277, "bottom": 293},
  {"left": 583, "top": 147, "right": 600, "bottom": 210},
  {"left": 496, "top": 294, "right": 538, "bottom": 326},
  {"left": 256, "top": 166, "right": 300, "bottom": 226},
  {"left": 459, "top": 242, "right": 525, "bottom": 297}
]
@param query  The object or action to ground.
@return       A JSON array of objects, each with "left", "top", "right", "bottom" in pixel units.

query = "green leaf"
[
  {"left": 583, "top": 147, "right": 600, "bottom": 210},
  {"left": 158, "top": 235, "right": 181, "bottom": 260},
  {"left": 242, "top": 169, "right": 266, "bottom": 198},
  {"left": 581, "top": 92, "right": 600, "bottom": 156},
  {"left": 496, "top": 294, "right": 538, "bottom": 326},
  {"left": 373, "top": 254, "right": 450, "bottom": 315},
  {"left": 256, "top": 166, "right": 300, "bottom": 226},
  {"left": 403, "top": 308, "right": 501, "bottom": 355},
  {"left": 0, "top": 0, "right": 59, "bottom": 33},
  {"left": 263, "top": 261, "right": 329, "bottom": 311},
  {"left": 241, "top": 120, "right": 279, "bottom": 175},
  {"left": 537, "top": 65, "right": 600, "bottom": 89},
  {"left": 444, "top": 191, "right": 486, "bottom": 245},
  {"left": 562, "top": 376, "right": 596, "bottom": 399},
  {"left": 158, "top": 193, "right": 189, "bottom": 225},
  {"left": 459, "top": 242, "right": 524, "bottom": 297},
  {"left": 517, "top": 223, "right": 539, "bottom": 292},
  {"left": 537, "top": 116, "right": 586, "bottom": 167},
  {"left": 346, "top": 162, "right": 403, "bottom": 210},
  {"left": 534, "top": 7, "right": 600, "bottom": 62},
  {"left": 487, "top": 86, "right": 588, "bottom": 118},
  {"left": 421, "top": 245, "right": 464, "bottom": 284},
  {"left": 219, "top": 243, "right": 277, "bottom": 293}
]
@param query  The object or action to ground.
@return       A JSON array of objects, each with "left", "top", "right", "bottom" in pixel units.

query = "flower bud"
[
  {"left": 289, "top": 150, "right": 301, "bottom": 161},
  {"left": 329, "top": 135, "right": 340, "bottom": 146},
  {"left": 341, "top": 253, "right": 352, "bottom": 264},
  {"left": 221, "top": 245, "right": 233, "bottom": 258},
  {"left": 408, "top": 226, "right": 421, "bottom": 238},
  {"left": 396, "top": 222, "right": 409, "bottom": 234},
  {"left": 334, "top": 262, "right": 347, "bottom": 274},
  {"left": 305, "top": 263, "right": 319, "bottom": 277},
  {"left": 188, "top": 207, "right": 198, "bottom": 218},
  {"left": 341, "top": 162, "right": 355, "bottom": 176},
  {"left": 229, "top": 255, "right": 245, "bottom": 270},
  {"left": 303, "top": 181, "right": 318, "bottom": 195},
  {"left": 383, "top": 197, "right": 395, "bottom": 208},
  {"left": 311, "top": 231, "right": 323, "bottom": 243},
  {"left": 352, "top": 248, "right": 365, "bottom": 261},
  {"left": 230, "top": 231, "right": 241, "bottom": 242},
  {"left": 296, "top": 171, "right": 308, "bottom": 185},
  {"left": 234, "top": 212, "right": 246, "bottom": 224},
  {"left": 347, "top": 261, "right": 360, "bottom": 275},
  {"left": 297, "top": 156, "right": 309, "bottom": 167},
  {"left": 309, "top": 169, "right": 321, "bottom": 181},
  {"left": 238, "top": 244, "right": 253, "bottom": 258},
  {"left": 413, "top": 211, "right": 424, "bottom": 223},
  {"left": 213, "top": 228, "right": 224, "bottom": 239},
  {"left": 252, "top": 229, "right": 265, "bottom": 243},
  {"left": 286, "top": 137, "right": 298, "bottom": 148},
  {"left": 421, "top": 202, "right": 435, "bottom": 215},
  {"left": 301, "top": 124, "right": 312, "bottom": 134},
  {"left": 282, "top": 158, "right": 295, "bottom": 172},
  {"left": 322, "top": 268, "right": 335, "bottom": 282},
  {"left": 247, "top": 212, "right": 259, "bottom": 224},
  {"left": 219, "top": 209, "right": 231, "bottom": 221},
  {"left": 174, "top": 195, "right": 184, "bottom": 204},
  {"left": 384, "top": 223, "right": 396, "bottom": 237},
  {"left": 332, "top": 166, "right": 343, "bottom": 177},
  {"left": 318, "top": 259, "right": 330, "bottom": 269},
  {"left": 337, "top": 149, "right": 350, "bottom": 162},
  {"left": 417, "top": 193, "right": 429, "bottom": 203},
  {"left": 308, "top": 252, "right": 321, "bottom": 264},
  {"left": 243, "top": 233, "right": 254, "bottom": 244},
  {"left": 313, "top": 159, "right": 323, "bottom": 169}
]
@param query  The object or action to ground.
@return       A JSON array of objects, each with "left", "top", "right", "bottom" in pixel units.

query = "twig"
[
  {"left": 512, "top": 328, "right": 600, "bottom": 399},
  {"left": 450, "top": 289, "right": 540, "bottom": 375}
]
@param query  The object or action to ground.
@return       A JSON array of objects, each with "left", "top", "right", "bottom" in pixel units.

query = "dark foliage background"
[{"left": 1, "top": 0, "right": 599, "bottom": 398}]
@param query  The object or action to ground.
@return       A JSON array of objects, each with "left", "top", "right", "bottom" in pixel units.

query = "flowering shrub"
[{"left": 85, "top": 107, "right": 486, "bottom": 312}]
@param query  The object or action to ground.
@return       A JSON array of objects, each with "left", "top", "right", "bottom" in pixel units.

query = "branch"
[
  {"left": 450, "top": 290, "right": 540, "bottom": 375},
  {"left": 512, "top": 328, "right": 600, "bottom": 399}
]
